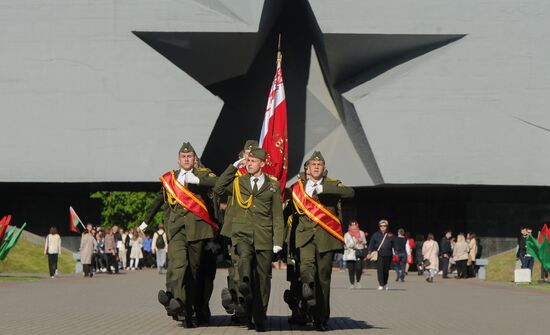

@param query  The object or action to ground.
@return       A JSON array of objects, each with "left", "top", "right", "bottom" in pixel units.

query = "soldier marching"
[{"left": 144, "top": 143, "right": 354, "bottom": 332}]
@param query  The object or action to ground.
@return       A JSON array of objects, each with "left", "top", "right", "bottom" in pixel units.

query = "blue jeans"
[
  {"left": 521, "top": 255, "right": 534, "bottom": 270},
  {"left": 394, "top": 253, "right": 407, "bottom": 280}
]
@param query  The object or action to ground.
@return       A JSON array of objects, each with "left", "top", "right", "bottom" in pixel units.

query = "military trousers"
[
  {"left": 166, "top": 226, "right": 204, "bottom": 316},
  {"left": 227, "top": 243, "right": 240, "bottom": 295},
  {"left": 235, "top": 241, "right": 273, "bottom": 324},
  {"left": 298, "top": 238, "right": 334, "bottom": 324}
]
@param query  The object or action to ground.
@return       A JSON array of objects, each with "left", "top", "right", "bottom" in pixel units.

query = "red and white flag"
[
  {"left": 69, "top": 206, "right": 86, "bottom": 233},
  {"left": 259, "top": 53, "right": 288, "bottom": 192}
]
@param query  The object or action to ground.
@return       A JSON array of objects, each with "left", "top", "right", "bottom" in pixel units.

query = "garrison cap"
[
  {"left": 179, "top": 142, "right": 195, "bottom": 154},
  {"left": 249, "top": 148, "right": 267, "bottom": 161},
  {"left": 243, "top": 140, "right": 259, "bottom": 151},
  {"left": 308, "top": 151, "right": 325, "bottom": 162}
]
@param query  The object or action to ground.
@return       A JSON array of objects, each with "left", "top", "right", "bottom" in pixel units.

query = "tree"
[{"left": 90, "top": 191, "right": 163, "bottom": 231}]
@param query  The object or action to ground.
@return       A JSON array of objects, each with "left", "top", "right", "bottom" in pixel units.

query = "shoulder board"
[
  {"left": 266, "top": 174, "right": 278, "bottom": 181},
  {"left": 197, "top": 167, "right": 211, "bottom": 172},
  {"left": 325, "top": 177, "right": 338, "bottom": 182}
]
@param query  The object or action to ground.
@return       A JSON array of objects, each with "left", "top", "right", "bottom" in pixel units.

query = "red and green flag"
[
  {"left": 0, "top": 222, "right": 27, "bottom": 261},
  {"left": 69, "top": 206, "right": 86, "bottom": 233},
  {"left": 526, "top": 232, "right": 550, "bottom": 272},
  {"left": 0, "top": 214, "right": 12, "bottom": 245}
]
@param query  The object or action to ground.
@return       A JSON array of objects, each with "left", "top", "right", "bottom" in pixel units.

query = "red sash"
[
  {"left": 291, "top": 179, "right": 344, "bottom": 242},
  {"left": 160, "top": 170, "right": 218, "bottom": 231},
  {"left": 236, "top": 167, "right": 248, "bottom": 177}
]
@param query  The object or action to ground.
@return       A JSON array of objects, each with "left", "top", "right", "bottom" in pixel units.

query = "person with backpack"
[{"left": 152, "top": 224, "right": 168, "bottom": 274}]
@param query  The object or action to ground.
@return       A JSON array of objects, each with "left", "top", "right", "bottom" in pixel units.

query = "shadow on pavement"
[{"left": 205, "top": 315, "right": 385, "bottom": 331}]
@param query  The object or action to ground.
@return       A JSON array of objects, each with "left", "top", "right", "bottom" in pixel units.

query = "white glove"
[
  {"left": 273, "top": 245, "right": 283, "bottom": 254},
  {"left": 185, "top": 171, "right": 200, "bottom": 184},
  {"left": 233, "top": 158, "right": 245, "bottom": 168}
]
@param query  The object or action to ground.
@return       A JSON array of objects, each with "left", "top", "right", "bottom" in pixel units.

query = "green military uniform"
[
  {"left": 290, "top": 151, "right": 354, "bottom": 329},
  {"left": 216, "top": 140, "right": 258, "bottom": 318},
  {"left": 144, "top": 142, "right": 218, "bottom": 325},
  {"left": 214, "top": 148, "right": 284, "bottom": 330}
]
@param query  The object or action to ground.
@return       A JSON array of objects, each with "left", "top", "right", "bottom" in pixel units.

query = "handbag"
[
  {"left": 422, "top": 258, "right": 431, "bottom": 267},
  {"left": 355, "top": 248, "right": 367, "bottom": 259},
  {"left": 369, "top": 233, "right": 387, "bottom": 262}
]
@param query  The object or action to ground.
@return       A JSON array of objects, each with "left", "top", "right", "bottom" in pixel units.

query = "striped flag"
[
  {"left": 69, "top": 206, "right": 86, "bottom": 233},
  {"left": 259, "top": 49, "right": 288, "bottom": 192}
]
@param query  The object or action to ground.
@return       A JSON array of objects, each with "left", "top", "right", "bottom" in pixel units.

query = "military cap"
[
  {"left": 249, "top": 148, "right": 267, "bottom": 161},
  {"left": 179, "top": 142, "right": 195, "bottom": 154},
  {"left": 308, "top": 151, "right": 325, "bottom": 162},
  {"left": 243, "top": 140, "right": 259, "bottom": 151}
]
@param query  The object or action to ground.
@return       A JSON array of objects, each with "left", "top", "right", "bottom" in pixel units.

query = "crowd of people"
[
  {"left": 77, "top": 223, "right": 168, "bottom": 277},
  {"left": 338, "top": 221, "right": 482, "bottom": 289}
]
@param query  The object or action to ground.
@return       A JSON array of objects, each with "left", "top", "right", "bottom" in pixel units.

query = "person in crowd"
[
  {"left": 44, "top": 226, "right": 61, "bottom": 278},
  {"left": 119, "top": 228, "right": 128, "bottom": 271},
  {"left": 414, "top": 234, "right": 425, "bottom": 275},
  {"left": 104, "top": 227, "right": 119, "bottom": 274},
  {"left": 142, "top": 233, "right": 153, "bottom": 268},
  {"left": 367, "top": 219, "right": 395, "bottom": 290},
  {"left": 125, "top": 229, "right": 133, "bottom": 270},
  {"left": 517, "top": 226, "right": 535, "bottom": 271},
  {"left": 152, "top": 223, "right": 168, "bottom": 274},
  {"left": 344, "top": 220, "right": 367, "bottom": 289},
  {"left": 80, "top": 229, "right": 97, "bottom": 277},
  {"left": 453, "top": 233, "right": 469, "bottom": 279},
  {"left": 334, "top": 251, "right": 346, "bottom": 272},
  {"left": 440, "top": 229, "right": 452, "bottom": 279},
  {"left": 113, "top": 225, "right": 123, "bottom": 269},
  {"left": 393, "top": 228, "right": 410, "bottom": 282},
  {"left": 129, "top": 228, "right": 144, "bottom": 270},
  {"left": 467, "top": 232, "right": 478, "bottom": 278},
  {"left": 95, "top": 232, "right": 106, "bottom": 272},
  {"left": 422, "top": 233, "right": 439, "bottom": 283},
  {"left": 405, "top": 232, "right": 414, "bottom": 275}
]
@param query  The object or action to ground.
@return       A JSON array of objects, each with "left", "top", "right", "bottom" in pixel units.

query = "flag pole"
[{"left": 277, "top": 33, "right": 282, "bottom": 63}]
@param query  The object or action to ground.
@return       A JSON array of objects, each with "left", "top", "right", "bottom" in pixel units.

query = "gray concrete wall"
[{"left": 2, "top": 0, "right": 550, "bottom": 187}]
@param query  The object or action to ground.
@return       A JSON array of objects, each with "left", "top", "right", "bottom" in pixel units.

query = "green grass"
[
  {"left": 0, "top": 275, "right": 45, "bottom": 282},
  {"left": 486, "top": 248, "right": 545, "bottom": 284},
  {"left": 0, "top": 239, "right": 76, "bottom": 274}
]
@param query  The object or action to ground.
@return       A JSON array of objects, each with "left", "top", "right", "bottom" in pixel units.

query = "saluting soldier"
[
  {"left": 217, "top": 140, "right": 258, "bottom": 321},
  {"left": 214, "top": 147, "right": 284, "bottom": 332},
  {"left": 289, "top": 151, "right": 354, "bottom": 331},
  {"left": 143, "top": 142, "right": 218, "bottom": 328}
]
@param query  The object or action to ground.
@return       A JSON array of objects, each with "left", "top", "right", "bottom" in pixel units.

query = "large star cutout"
[{"left": 133, "top": 0, "right": 464, "bottom": 184}]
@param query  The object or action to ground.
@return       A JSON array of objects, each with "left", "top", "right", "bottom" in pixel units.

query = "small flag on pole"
[{"left": 69, "top": 206, "right": 86, "bottom": 233}]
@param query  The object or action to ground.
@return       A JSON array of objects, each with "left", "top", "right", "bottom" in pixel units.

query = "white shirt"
[
  {"left": 177, "top": 169, "right": 192, "bottom": 185},
  {"left": 250, "top": 173, "right": 265, "bottom": 191},
  {"left": 305, "top": 178, "right": 323, "bottom": 197}
]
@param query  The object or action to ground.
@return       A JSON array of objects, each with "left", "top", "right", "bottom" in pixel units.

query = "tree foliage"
[{"left": 90, "top": 191, "right": 163, "bottom": 231}]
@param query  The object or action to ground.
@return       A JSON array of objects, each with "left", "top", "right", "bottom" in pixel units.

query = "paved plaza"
[{"left": 0, "top": 268, "right": 548, "bottom": 334}]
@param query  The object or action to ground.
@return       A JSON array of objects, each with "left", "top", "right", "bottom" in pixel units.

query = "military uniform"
[
  {"left": 216, "top": 140, "right": 258, "bottom": 318},
  {"left": 144, "top": 143, "right": 218, "bottom": 326},
  {"left": 214, "top": 148, "right": 284, "bottom": 331},
  {"left": 289, "top": 152, "right": 354, "bottom": 330}
]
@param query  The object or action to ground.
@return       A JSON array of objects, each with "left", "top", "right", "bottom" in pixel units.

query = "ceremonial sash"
[
  {"left": 236, "top": 166, "right": 248, "bottom": 177},
  {"left": 291, "top": 179, "right": 344, "bottom": 242},
  {"left": 160, "top": 170, "right": 218, "bottom": 231}
]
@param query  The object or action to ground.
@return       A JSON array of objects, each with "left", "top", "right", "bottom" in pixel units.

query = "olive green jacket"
[
  {"left": 291, "top": 176, "right": 355, "bottom": 253},
  {"left": 144, "top": 168, "right": 218, "bottom": 242},
  {"left": 214, "top": 164, "right": 284, "bottom": 251}
]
